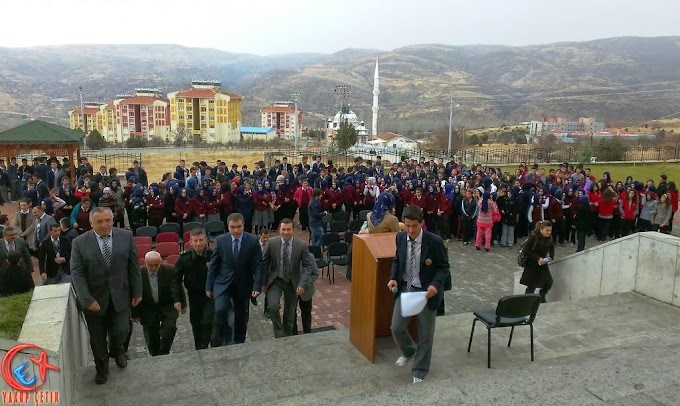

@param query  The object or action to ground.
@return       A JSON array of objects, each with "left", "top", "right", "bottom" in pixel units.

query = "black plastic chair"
[
  {"left": 327, "top": 242, "right": 349, "bottom": 284},
  {"left": 343, "top": 231, "right": 354, "bottom": 246},
  {"left": 358, "top": 210, "right": 371, "bottom": 222},
  {"left": 332, "top": 211, "right": 350, "bottom": 223},
  {"left": 349, "top": 219, "right": 364, "bottom": 233},
  {"left": 321, "top": 233, "right": 340, "bottom": 257},
  {"left": 183, "top": 222, "right": 204, "bottom": 233},
  {"left": 467, "top": 293, "right": 542, "bottom": 368},
  {"left": 330, "top": 221, "right": 348, "bottom": 235},
  {"left": 322, "top": 213, "right": 333, "bottom": 232},
  {"left": 135, "top": 225, "right": 158, "bottom": 239},
  {"left": 159, "top": 222, "right": 181, "bottom": 235},
  {"left": 308, "top": 245, "right": 329, "bottom": 278},
  {"left": 205, "top": 220, "right": 225, "bottom": 242}
]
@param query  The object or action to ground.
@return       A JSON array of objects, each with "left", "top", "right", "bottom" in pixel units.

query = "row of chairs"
[{"left": 135, "top": 221, "right": 224, "bottom": 243}]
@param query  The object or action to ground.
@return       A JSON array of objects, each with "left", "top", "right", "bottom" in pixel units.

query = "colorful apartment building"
[
  {"left": 260, "top": 101, "right": 302, "bottom": 139},
  {"left": 113, "top": 89, "right": 170, "bottom": 142},
  {"left": 68, "top": 102, "right": 105, "bottom": 135},
  {"left": 167, "top": 80, "right": 242, "bottom": 144}
]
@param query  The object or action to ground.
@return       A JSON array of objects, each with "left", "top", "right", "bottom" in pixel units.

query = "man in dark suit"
[
  {"left": 172, "top": 228, "right": 215, "bottom": 350},
  {"left": 0, "top": 226, "right": 33, "bottom": 274},
  {"left": 71, "top": 207, "right": 143, "bottom": 385},
  {"left": 262, "top": 218, "right": 313, "bottom": 338},
  {"left": 132, "top": 251, "right": 180, "bottom": 356},
  {"left": 32, "top": 174, "right": 49, "bottom": 203},
  {"left": 387, "top": 206, "right": 450, "bottom": 384},
  {"left": 206, "top": 212, "right": 262, "bottom": 346},
  {"left": 32, "top": 206, "right": 56, "bottom": 253},
  {"left": 46, "top": 159, "right": 59, "bottom": 189},
  {"left": 38, "top": 223, "right": 72, "bottom": 285}
]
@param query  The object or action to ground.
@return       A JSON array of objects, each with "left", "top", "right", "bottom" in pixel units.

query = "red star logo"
[{"left": 29, "top": 350, "right": 60, "bottom": 381}]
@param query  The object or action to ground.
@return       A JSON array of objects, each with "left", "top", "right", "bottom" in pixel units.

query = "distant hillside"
[{"left": 1, "top": 37, "right": 680, "bottom": 133}]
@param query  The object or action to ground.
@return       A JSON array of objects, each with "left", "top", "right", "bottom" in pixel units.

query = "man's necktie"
[
  {"left": 8, "top": 241, "right": 14, "bottom": 252},
  {"left": 282, "top": 240, "right": 291, "bottom": 282},
  {"left": 407, "top": 237, "right": 417, "bottom": 291},
  {"left": 102, "top": 235, "right": 112, "bottom": 269},
  {"left": 34, "top": 220, "right": 40, "bottom": 246},
  {"left": 150, "top": 272, "right": 159, "bottom": 303},
  {"left": 233, "top": 238, "right": 240, "bottom": 261}
]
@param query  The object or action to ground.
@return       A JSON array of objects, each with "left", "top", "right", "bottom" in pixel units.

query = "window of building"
[
  {"left": 209, "top": 100, "right": 215, "bottom": 104},
  {"left": 178, "top": 98, "right": 184, "bottom": 103}
]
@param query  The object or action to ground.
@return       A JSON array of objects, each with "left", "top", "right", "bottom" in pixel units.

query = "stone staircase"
[{"left": 72, "top": 292, "right": 680, "bottom": 405}]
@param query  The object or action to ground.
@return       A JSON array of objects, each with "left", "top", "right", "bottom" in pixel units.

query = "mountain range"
[{"left": 1, "top": 36, "right": 680, "bottom": 134}]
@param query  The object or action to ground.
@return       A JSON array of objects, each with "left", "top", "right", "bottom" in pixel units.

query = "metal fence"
[
  {"left": 265, "top": 145, "right": 680, "bottom": 168},
  {"left": 83, "top": 151, "right": 142, "bottom": 172}
]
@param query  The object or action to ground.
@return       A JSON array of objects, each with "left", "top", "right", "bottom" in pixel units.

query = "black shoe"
[
  {"left": 114, "top": 350, "right": 127, "bottom": 369},
  {"left": 95, "top": 362, "right": 109, "bottom": 385},
  {"left": 485, "top": 248, "right": 490, "bottom": 252},
  {"left": 250, "top": 297, "right": 258, "bottom": 306}
]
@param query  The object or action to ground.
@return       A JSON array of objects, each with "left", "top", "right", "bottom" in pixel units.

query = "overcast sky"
[{"left": 3, "top": 0, "right": 679, "bottom": 55}]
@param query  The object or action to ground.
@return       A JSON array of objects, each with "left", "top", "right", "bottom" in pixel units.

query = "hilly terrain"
[{"left": 1, "top": 37, "right": 680, "bottom": 133}]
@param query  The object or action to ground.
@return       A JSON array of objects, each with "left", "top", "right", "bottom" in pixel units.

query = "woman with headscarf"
[
  {"left": 207, "top": 186, "right": 222, "bottom": 223},
  {"left": 146, "top": 186, "right": 165, "bottom": 229},
  {"left": 109, "top": 178, "right": 126, "bottom": 228},
  {"left": 174, "top": 188, "right": 192, "bottom": 231},
  {"left": 363, "top": 192, "right": 399, "bottom": 234},
  {"left": 363, "top": 176, "right": 379, "bottom": 210},
  {"left": 437, "top": 183, "right": 455, "bottom": 242},
  {"left": 57, "top": 186, "right": 80, "bottom": 221},
  {"left": 252, "top": 181, "right": 273, "bottom": 235},
  {"left": 352, "top": 178, "right": 365, "bottom": 221},
  {"left": 423, "top": 183, "right": 439, "bottom": 233},
  {"left": 475, "top": 191, "right": 498, "bottom": 251},
  {"left": 164, "top": 183, "right": 177, "bottom": 224},
  {"left": 98, "top": 186, "right": 119, "bottom": 223},
  {"left": 235, "top": 181, "right": 254, "bottom": 233},
  {"left": 191, "top": 187, "right": 209, "bottom": 226},
  {"left": 563, "top": 186, "right": 577, "bottom": 246},
  {"left": 323, "top": 180, "right": 342, "bottom": 214}
]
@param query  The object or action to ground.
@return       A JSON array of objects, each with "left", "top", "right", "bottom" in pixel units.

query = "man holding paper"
[{"left": 387, "top": 206, "right": 451, "bottom": 383}]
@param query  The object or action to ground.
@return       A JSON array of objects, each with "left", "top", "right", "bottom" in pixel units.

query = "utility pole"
[
  {"left": 79, "top": 86, "right": 87, "bottom": 150},
  {"left": 291, "top": 91, "right": 302, "bottom": 155},
  {"left": 447, "top": 100, "right": 460, "bottom": 158}
]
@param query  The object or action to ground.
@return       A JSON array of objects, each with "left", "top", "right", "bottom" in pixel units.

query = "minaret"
[{"left": 371, "top": 59, "right": 379, "bottom": 138}]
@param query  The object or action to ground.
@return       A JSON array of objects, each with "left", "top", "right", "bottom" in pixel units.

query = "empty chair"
[
  {"left": 159, "top": 222, "right": 181, "bottom": 235},
  {"left": 136, "top": 244, "right": 152, "bottom": 260},
  {"left": 133, "top": 236, "right": 152, "bottom": 247},
  {"left": 205, "top": 220, "right": 225, "bottom": 242},
  {"left": 155, "top": 242, "right": 180, "bottom": 259},
  {"left": 183, "top": 231, "right": 192, "bottom": 244},
  {"left": 321, "top": 233, "right": 340, "bottom": 255},
  {"left": 332, "top": 211, "right": 350, "bottom": 223},
  {"left": 467, "top": 293, "right": 542, "bottom": 369},
  {"left": 330, "top": 221, "right": 348, "bottom": 235},
  {"left": 165, "top": 254, "right": 180, "bottom": 265},
  {"left": 322, "top": 213, "right": 333, "bottom": 232},
  {"left": 135, "top": 226, "right": 157, "bottom": 239},
  {"left": 156, "top": 232, "right": 180, "bottom": 244},
  {"left": 308, "top": 245, "right": 329, "bottom": 278},
  {"left": 349, "top": 219, "right": 364, "bottom": 233},
  {"left": 183, "top": 222, "right": 204, "bottom": 233},
  {"left": 358, "top": 210, "right": 371, "bottom": 222},
  {"left": 326, "top": 242, "right": 349, "bottom": 284},
  {"left": 343, "top": 231, "right": 354, "bottom": 246}
]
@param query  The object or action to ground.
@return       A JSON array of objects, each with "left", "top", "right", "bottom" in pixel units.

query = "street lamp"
[{"left": 447, "top": 99, "right": 460, "bottom": 157}]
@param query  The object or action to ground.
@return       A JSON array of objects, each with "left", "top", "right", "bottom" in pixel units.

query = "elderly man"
[
  {"left": 132, "top": 251, "right": 182, "bottom": 356},
  {"left": 0, "top": 226, "right": 33, "bottom": 274}
]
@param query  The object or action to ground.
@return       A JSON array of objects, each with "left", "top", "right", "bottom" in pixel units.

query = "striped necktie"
[
  {"left": 101, "top": 235, "right": 112, "bottom": 269},
  {"left": 407, "top": 237, "right": 417, "bottom": 291}
]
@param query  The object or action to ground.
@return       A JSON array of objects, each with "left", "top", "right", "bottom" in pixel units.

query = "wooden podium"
[{"left": 349, "top": 232, "right": 416, "bottom": 363}]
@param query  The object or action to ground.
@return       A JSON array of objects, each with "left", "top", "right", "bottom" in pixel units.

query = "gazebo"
[{"left": 0, "top": 120, "right": 85, "bottom": 184}]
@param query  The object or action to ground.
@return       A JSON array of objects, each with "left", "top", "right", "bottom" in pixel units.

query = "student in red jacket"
[
  {"left": 619, "top": 188, "right": 639, "bottom": 236},
  {"left": 547, "top": 190, "right": 565, "bottom": 244},
  {"left": 597, "top": 188, "right": 616, "bottom": 242},
  {"left": 410, "top": 187, "right": 427, "bottom": 211},
  {"left": 191, "top": 188, "right": 209, "bottom": 225},
  {"left": 424, "top": 183, "right": 439, "bottom": 233},
  {"left": 587, "top": 183, "right": 602, "bottom": 237},
  {"left": 173, "top": 188, "right": 192, "bottom": 230},
  {"left": 323, "top": 181, "right": 342, "bottom": 214},
  {"left": 293, "top": 179, "right": 313, "bottom": 231},
  {"left": 668, "top": 181, "right": 678, "bottom": 232},
  {"left": 437, "top": 184, "right": 455, "bottom": 241}
]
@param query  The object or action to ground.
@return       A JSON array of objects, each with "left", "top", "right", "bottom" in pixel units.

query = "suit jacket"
[
  {"left": 35, "top": 180, "right": 49, "bottom": 202},
  {"left": 390, "top": 230, "right": 451, "bottom": 310},
  {"left": 38, "top": 236, "right": 72, "bottom": 278},
  {"left": 13, "top": 210, "right": 36, "bottom": 250},
  {"left": 262, "top": 236, "right": 313, "bottom": 290},
  {"left": 206, "top": 232, "right": 262, "bottom": 298},
  {"left": 70, "top": 228, "right": 143, "bottom": 316},
  {"left": 33, "top": 214, "right": 57, "bottom": 248},
  {"left": 299, "top": 252, "right": 319, "bottom": 302},
  {"left": 132, "top": 264, "right": 178, "bottom": 325},
  {"left": 0, "top": 237, "right": 33, "bottom": 273}
]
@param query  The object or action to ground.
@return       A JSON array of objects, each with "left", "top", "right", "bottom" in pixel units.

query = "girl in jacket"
[
  {"left": 667, "top": 181, "right": 678, "bottom": 233},
  {"left": 563, "top": 187, "right": 576, "bottom": 245},
  {"left": 293, "top": 179, "right": 313, "bottom": 231},
  {"left": 638, "top": 191, "right": 657, "bottom": 232},
  {"left": 475, "top": 191, "right": 498, "bottom": 251},
  {"left": 424, "top": 183, "right": 439, "bottom": 233},
  {"left": 587, "top": 183, "right": 602, "bottom": 238},
  {"left": 191, "top": 188, "right": 209, "bottom": 225},
  {"left": 235, "top": 182, "right": 254, "bottom": 233},
  {"left": 323, "top": 180, "right": 342, "bottom": 214},
  {"left": 70, "top": 197, "right": 95, "bottom": 234},
  {"left": 460, "top": 189, "right": 478, "bottom": 245},
  {"left": 499, "top": 188, "right": 519, "bottom": 248},
  {"left": 574, "top": 195, "right": 591, "bottom": 252},
  {"left": 146, "top": 186, "right": 165, "bottom": 229},
  {"left": 252, "top": 182, "right": 273, "bottom": 235},
  {"left": 174, "top": 188, "right": 192, "bottom": 231},
  {"left": 519, "top": 220, "right": 555, "bottom": 303},
  {"left": 619, "top": 188, "right": 639, "bottom": 236},
  {"left": 437, "top": 183, "right": 455, "bottom": 242},
  {"left": 597, "top": 188, "right": 616, "bottom": 242},
  {"left": 653, "top": 193, "right": 673, "bottom": 233},
  {"left": 164, "top": 184, "right": 177, "bottom": 224}
]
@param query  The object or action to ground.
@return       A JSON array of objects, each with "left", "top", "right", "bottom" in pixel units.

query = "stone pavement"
[{"left": 73, "top": 292, "right": 680, "bottom": 405}]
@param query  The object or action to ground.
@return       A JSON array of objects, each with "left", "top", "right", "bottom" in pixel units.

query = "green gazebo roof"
[{"left": 0, "top": 120, "right": 85, "bottom": 144}]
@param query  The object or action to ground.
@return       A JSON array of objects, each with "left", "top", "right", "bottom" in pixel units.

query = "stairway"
[{"left": 72, "top": 292, "right": 680, "bottom": 405}]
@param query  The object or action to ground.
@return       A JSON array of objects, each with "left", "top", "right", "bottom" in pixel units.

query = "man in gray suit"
[
  {"left": 262, "top": 218, "right": 313, "bottom": 338},
  {"left": 71, "top": 207, "right": 143, "bottom": 385},
  {"left": 31, "top": 205, "right": 56, "bottom": 253},
  {"left": 0, "top": 226, "right": 33, "bottom": 274}
]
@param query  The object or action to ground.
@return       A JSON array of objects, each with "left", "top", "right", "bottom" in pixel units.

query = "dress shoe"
[
  {"left": 114, "top": 350, "right": 128, "bottom": 368},
  {"left": 95, "top": 362, "right": 109, "bottom": 385}
]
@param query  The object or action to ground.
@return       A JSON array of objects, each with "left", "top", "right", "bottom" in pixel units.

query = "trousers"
[
  {"left": 84, "top": 296, "right": 129, "bottom": 363},
  {"left": 391, "top": 292, "right": 437, "bottom": 380},
  {"left": 266, "top": 278, "right": 298, "bottom": 337}
]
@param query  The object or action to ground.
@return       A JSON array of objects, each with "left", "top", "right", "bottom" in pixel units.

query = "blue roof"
[{"left": 240, "top": 126, "right": 274, "bottom": 134}]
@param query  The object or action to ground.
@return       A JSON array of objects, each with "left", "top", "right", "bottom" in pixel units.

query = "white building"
[
  {"left": 369, "top": 132, "right": 419, "bottom": 150},
  {"left": 326, "top": 108, "right": 370, "bottom": 142}
]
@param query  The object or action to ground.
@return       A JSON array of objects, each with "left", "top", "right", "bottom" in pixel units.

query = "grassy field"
[
  {"left": 0, "top": 291, "right": 32, "bottom": 340},
  {"left": 142, "top": 150, "right": 266, "bottom": 183},
  {"left": 499, "top": 162, "right": 680, "bottom": 184}
]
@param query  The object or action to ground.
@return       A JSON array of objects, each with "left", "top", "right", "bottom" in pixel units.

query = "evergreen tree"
[
  {"left": 334, "top": 119, "right": 358, "bottom": 152},
  {"left": 87, "top": 129, "right": 106, "bottom": 150}
]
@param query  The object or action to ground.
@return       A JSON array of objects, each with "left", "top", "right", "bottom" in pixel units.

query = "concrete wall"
[
  {"left": 513, "top": 232, "right": 680, "bottom": 307},
  {"left": 0, "top": 284, "right": 90, "bottom": 405}
]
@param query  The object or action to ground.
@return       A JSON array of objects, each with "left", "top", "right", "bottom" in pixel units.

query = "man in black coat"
[{"left": 38, "top": 223, "right": 72, "bottom": 285}]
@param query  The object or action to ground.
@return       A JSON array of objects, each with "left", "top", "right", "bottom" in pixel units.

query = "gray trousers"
[
  {"left": 84, "top": 297, "right": 130, "bottom": 363},
  {"left": 501, "top": 224, "right": 515, "bottom": 247},
  {"left": 391, "top": 293, "right": 437, "bottom": 380},
  {"left": 44, "top": 269, "right": 72, "bottom": 285},
  {"left": 266, "top": 278, "right": 297, "bottom": 338}
]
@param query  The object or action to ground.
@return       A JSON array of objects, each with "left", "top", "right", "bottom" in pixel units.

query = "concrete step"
[{"left": 72, "top": 293, "right": 680, "bottom": 405}]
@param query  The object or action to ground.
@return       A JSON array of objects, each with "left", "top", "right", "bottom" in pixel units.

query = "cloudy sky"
[{"left": 3, "top": 0, "right": 678, "bottom": 55}]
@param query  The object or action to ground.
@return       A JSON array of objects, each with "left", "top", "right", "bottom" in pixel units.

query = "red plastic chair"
[
  {"left": 183, "top": 241, "right": 192, "bottom": 251},
  {"left": 136, "top": 244, "right": 152, "bottom": 259},
  {"left": 134, "top": 236, "right": 152, "bottom": 247},
  {"left": 139, "top": 257, "right": 147, "bottom": 266},
  {"left": 183, "top": 231, "right": 191, "bottom": 244},
  {"left": 156, "top": 232, "right": 180, "bottom": 244},
  {"left": 165, "top": 254, "right": 180, "bottom": 265},
  {"left": 155, "top": 242, "right": 180, "bottom": 259}
]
